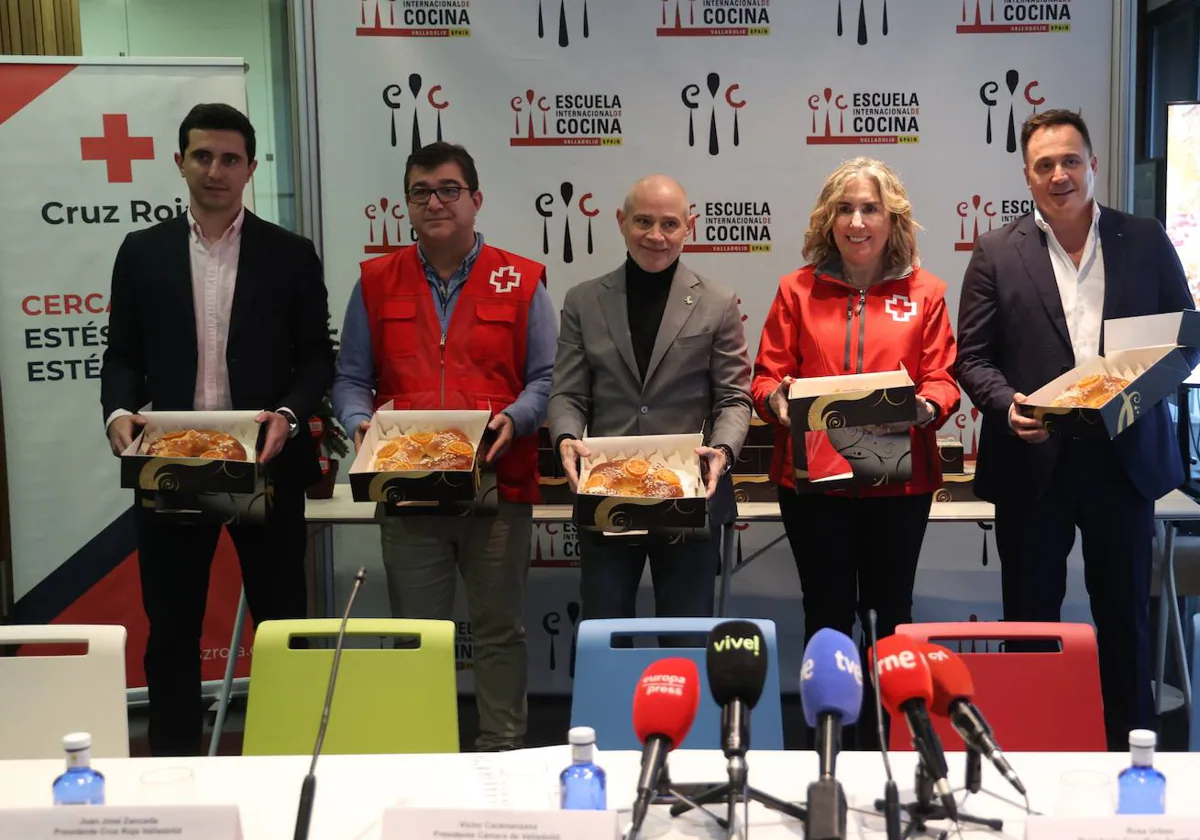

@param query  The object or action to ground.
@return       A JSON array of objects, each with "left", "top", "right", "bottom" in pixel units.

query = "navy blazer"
[
  {"left": 100, "top": 212, "right": 335, "bottom": 486},
  {"left": 956, "top": 207, "right": 1194, "bottom": 503}
]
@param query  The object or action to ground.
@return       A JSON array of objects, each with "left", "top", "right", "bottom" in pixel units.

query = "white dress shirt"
[
  {"left": 1035, "top": 201, "right": 1105, "bottom": 366},
  {"left": 188, "top": 207, "right": 243, "bottom": 411}
]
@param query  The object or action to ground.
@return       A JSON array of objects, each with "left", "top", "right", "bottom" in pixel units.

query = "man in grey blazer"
[{"left": 549, "top": 174, "right": 752, "bottom": 620}]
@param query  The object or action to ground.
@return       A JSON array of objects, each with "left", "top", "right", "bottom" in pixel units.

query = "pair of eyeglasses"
[{"left": 406, "top": 185, "right": 466, "bottom": 205}]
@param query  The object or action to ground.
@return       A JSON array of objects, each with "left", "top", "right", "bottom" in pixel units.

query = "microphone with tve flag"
[
  {"left": 800, "top": 628, "right": 863, "bottom": 840},
  {"left": 628, "top": 658, "right": 701, "bottom": 840},
  {"left": 293, "top": 567, "right": 366, "bottom": 840},
  {"left": 870, "top": 634, "right": 957, "bottom": 820},
  {"left": 921, "top": 643, "right": 1027, "bottom": 797}
]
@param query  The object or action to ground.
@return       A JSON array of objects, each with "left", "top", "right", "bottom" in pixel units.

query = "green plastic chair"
[{"left": 242, "top": 618, "right": 459, "bottom": 755}]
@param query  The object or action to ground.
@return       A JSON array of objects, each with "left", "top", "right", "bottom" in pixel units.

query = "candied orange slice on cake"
[
  {"left": 376, "top": 440, "right": 401, "bottom": 460},
  {"left": 623, "top": 458, "right": 651, "bottom": 477},
  {"left": 652, "top": 468, "right": 681, "bottom": 486},
  {"left": 410, "top": 431, "right": 435, "bottom": 446},
  {"left": 447, "top": 440, "right": 474, "bottom": 456}
]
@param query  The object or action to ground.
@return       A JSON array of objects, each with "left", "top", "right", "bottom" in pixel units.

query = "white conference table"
[{"left": 2, "top": 747, "right": 1198, "bottom": 839}]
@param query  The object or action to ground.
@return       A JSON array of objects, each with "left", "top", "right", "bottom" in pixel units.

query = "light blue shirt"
[{"left": 332, "top": 233, "right": 557, "bottom": 438}]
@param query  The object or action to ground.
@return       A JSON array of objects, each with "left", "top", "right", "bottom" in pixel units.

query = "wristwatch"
[
  {"left": 714, "top": 444, "right": 735, "bottom": 476},
  {"left": 278, "top": 408, "right": 300, "bottom": 439}
]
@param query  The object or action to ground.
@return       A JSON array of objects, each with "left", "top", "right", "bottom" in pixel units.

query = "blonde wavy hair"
[{"left": 802, "top": 157, "right": 921, "bottom": 276}]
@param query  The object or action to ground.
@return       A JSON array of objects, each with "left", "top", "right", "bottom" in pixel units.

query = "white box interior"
[
  {"left": 125, "top": 410, "right": 261, "bottom": 464},
  {"left": 1026, "top": 346, "right": 1176, "bottom": 407},
  {"left": 349, "top": 409, "right": 491, "bottom": 474},
  {"left": 787, "top": 366, "right": 913, "bottom": 399},
  {"left": 578, "top": 433, "right": 705, "bottom": 498},
  {"left": 1104, "top": 312, "right": 1186, "bottom": 354}
]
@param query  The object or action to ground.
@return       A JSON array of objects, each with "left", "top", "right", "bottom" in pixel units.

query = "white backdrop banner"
[
  {"left": 0, "top": 57, "right": 255, "bottom": 687},
  {"left": 312, "top": 0, "right": 1115, "bottom": 692}
]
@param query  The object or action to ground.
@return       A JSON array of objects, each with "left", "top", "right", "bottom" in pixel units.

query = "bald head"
[
  {"left": 622, "top": 174, "right": 690, "bottom": 216},
  {"left": 617, "top": 174, "right": 695, "bottom": 273}
]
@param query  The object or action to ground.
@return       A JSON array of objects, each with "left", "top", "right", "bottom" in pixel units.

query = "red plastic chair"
[{"left": 887, "top": 622, "right": 1106, "bottom": 752}]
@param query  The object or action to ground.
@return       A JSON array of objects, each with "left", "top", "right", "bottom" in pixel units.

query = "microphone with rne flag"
[
  {"left": 800, "top": 628, "right": 863, "bottom": 840},
  {"left": 628, "top": 658, "right": 700, "bottom": 840},
  {"left": 921, "top": 643, "right": 1027, "bottom": 797},
  {"left": 870, "top": 634, "right": 957, "bottom": 820}
]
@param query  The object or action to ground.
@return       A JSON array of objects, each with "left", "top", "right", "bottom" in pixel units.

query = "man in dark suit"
[
  {"left": 957, "top": 109, "right": 1194, "bottom": 748},
  {"left": 101, "top": 103, "right": 333, "bottom": 756}
]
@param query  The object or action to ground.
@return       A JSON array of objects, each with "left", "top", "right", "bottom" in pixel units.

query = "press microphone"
[
  {"left": 628, "top": 658, "right": 701, "bottom": 840},
  {"left": 921, "top": 643, "right": 1027, "bottom": 797},
  {"left": 294, "top": 567, "right": 366, "bottom": 840},
  {"left": 800, "top": 628, "right": 862, "bottom": 840},
  {"left": 871, "top": 634, "right": 957, "bottom": 820},
  {"left": 867, "top": 611, "right": 902, "bottom": 840},
  {"left": 706, "top": 620, "right": 768, "bottom": 788}
]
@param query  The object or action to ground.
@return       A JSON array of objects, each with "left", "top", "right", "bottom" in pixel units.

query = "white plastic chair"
[{"left": 0, "top": 624, "right": 130, "bottom": 759}]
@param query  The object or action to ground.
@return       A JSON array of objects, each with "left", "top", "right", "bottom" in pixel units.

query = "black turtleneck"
[{"left": 625, "top": 254, "right": 678, "bottom": 380}]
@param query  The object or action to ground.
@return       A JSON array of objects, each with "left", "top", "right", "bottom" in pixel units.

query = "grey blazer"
[{"left": 549, "top": 261, "right": 752, "bottom": 459}]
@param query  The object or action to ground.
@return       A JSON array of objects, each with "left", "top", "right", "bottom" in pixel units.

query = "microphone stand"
[
  {"left": 873, "top": 757, "right": 1002, "bottom": 839},
  {"left": 964, "top": 746, "right": 983, "bottom": 795},
  {"left": 293, "top": 567, "right": 367, "bottom": 840}
]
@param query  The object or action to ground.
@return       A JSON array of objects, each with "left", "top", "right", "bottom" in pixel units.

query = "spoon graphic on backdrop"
[
  {"left": 857, "top": 0, "right": 867, "bottom": 44},
  {"left": 707, "top": 72, "right": 721, "bottom": 156},
  {"left": 409, "top": 73, "right": 423, "bottom": 152},
  {"left": 558, "top": 0, "right": 568, "bottom": 47},
  {"left": 561, "top": 182, "right": 575, "bottom": 263},
  {"left": 382, "top": 84, "right": 401, "bottom": 148},
  {"left": 1004, "top": 69, "right": 1020, "bottom": 153}
]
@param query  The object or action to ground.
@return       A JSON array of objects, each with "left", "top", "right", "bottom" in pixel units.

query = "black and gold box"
[
  {"left": 573, "top": 433, "right": 707, "bottom": 532},
  {"left": 937, "top": 436, "right": 965, "bottom": 474},
  {"left": 348, "top": 408, "right": 490, "bottom": 503},
  {"left": 1019, "top": 311, "right": 1200, "bottom": 438}
]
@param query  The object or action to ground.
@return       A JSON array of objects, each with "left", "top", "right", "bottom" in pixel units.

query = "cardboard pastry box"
[
  {"left": 574, "top": 433, "right": 707, "bottom": 533},
  {"left": 1019, "top": 311, "right": 1200, "bottom": 438},
  {"left": 349, "top": 408, "right": 490, "bottom": 504},
  {"left": 787, "top": 368, "right": 917, "bottom": 492}
]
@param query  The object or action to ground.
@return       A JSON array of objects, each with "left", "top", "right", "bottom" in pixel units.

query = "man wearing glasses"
[{"left": 333, "top": 142, "right": 556, "bottom": 751}]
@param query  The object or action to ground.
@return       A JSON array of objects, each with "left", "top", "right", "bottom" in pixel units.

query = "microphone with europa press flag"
[
  {"left": 921, "top": 643, "right": 1028, "bottom": 802},
  {"left": 627, "top": 658, "right": 701, "bottom": 840},
  {"left": 799, "top": 628, "right": 863, "bottom": 840},
  {"left": 870, "top": 635, "right": 958, "bottom": 821},
  {"left": 667, "top": 620, "right": 807, "bottom": 837},
  {"left": 293, "top": 567, "right": 367, "bottom": 840}
]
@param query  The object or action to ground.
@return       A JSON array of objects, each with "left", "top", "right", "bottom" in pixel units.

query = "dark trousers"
[
  {"left": 779, "top": 487, "right": 933, "bottom": 749},
  {"left": 577, "top": 521, "right": 721, "bottom": 625},
  {"left": 135, "top": 484, "right": 308, "bottom": 756},
  {"left": 994, "top": 438, "right": 1154, "bottom": 751}
]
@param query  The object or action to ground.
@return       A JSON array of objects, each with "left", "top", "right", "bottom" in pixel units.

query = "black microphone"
[
  {"left": 868, "top": 610, "right": 902, "bottom": 840},
  {"left": 706, "top": 620, "right": 768, "bottom": 787},
  {"left": 294, "top": 567, "right": 366, "bottom": 840}
]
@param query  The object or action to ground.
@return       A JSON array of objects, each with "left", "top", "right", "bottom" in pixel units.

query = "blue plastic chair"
[
  {"left": 1189, "top": 613, "right": 1200, "bottom": 751},
  {"left": 570, "top": 617, "right": 784, "bottom": 751}
]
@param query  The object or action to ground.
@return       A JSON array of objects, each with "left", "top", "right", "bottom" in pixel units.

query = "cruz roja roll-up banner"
[{"left": 0, "top": 57, "right": 256, "bottom": 690}]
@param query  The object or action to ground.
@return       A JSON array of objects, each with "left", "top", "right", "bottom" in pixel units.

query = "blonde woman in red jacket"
[{"left": 752, "top": 157, "right": 960, "bottom": 651}]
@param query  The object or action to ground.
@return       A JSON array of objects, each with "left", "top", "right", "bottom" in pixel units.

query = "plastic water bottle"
[
  {"left": 560, "top": 726, "right": 606, "bottom": 810},
  {"left": 1117, "top": 729, "right": 1166, "bottom": 815},
  {"left": 53, "top": 733, "right": 105, "bottom": 806}
]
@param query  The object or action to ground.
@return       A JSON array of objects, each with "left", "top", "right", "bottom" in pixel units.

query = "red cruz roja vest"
[{"left": 360, "top": 243, "right": 546, "bottom": 503}]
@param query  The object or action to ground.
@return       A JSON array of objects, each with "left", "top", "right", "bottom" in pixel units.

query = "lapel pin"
[{"left": 684, "top": 295, "right": 694, "bottom": 306}]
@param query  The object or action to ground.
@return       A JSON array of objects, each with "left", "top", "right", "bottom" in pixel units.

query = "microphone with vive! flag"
[
  {"left": 668, "top": 620, "right": 806, "bottom": 838},
  {"left": 800, "top": 628, "right": 863, "bottom": 840}
]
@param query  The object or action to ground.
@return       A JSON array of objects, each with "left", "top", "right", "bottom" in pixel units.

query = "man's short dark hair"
[
  {"left": 404, "top": 142, "right": 479, "bottom": 193},
  {"left": 178, "top": 103, "right": 256, "bottom": 161},
  {"left": 1020, "top": 109, "right": 1092, "bottom": 162}
]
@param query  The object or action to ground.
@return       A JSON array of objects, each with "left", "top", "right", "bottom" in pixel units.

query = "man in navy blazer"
[{"left": 957, "top": 109, "right": 1194, "bottom": 748}]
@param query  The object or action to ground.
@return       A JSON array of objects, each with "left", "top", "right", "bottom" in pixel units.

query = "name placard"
[
  {"left": 0, "top": 805, "right": 242, "bottom": 840},
  {"left": 1026, "top": 815, "right": 1200, "bottom": 840},
  {"left": 382, "top": 807, "right": 620, "bottom": 840}
]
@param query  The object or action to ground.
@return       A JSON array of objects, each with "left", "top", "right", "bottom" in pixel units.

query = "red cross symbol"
[
  {"left": 884, "top": 293, "right": 918, "bottom": 323},
  {"left": 489, "top": 266, "right": 522, "bottom": 293},
  {"left": 80, "top": 114, "right": 155, "bottom": 183}
]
